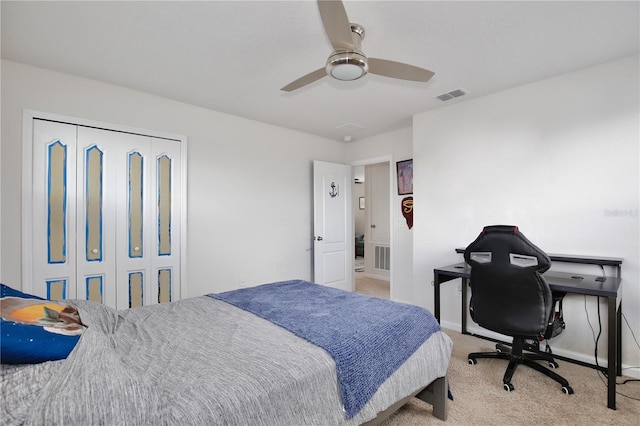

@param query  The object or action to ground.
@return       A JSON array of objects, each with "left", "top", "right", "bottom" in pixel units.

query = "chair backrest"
[{"left": 463, "top": 225, "right": 552, "bottom": 337}]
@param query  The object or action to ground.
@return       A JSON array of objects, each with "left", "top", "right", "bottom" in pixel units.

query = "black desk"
[{"left": 434, "top": 256, "right": 623, "bottom": 410}]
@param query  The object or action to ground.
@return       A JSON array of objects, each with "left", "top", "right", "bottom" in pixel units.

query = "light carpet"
[
  {"left": 381, "top": 329, "right": 640, "bottom": 425},
  {"left": 355, "top": 275, "right": 390, "bottom": 299}
]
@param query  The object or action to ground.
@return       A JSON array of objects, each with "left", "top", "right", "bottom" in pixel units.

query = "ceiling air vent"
[
  {"left": 335, "top": 122, "right": 364, "bottom": 142},
  {"left": 435, "top": 88, "right": 468, "bottom": 102},
  {"left": 335, "top": 122, "right": 365, "bottom": 133}
]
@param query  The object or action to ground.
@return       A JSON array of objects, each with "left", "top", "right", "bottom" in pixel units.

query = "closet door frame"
[{"left": 21, "top": 109, "right": 188, "bottom": 300}]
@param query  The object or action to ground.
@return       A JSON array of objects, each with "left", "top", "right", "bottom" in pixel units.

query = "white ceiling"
[{"left": 2, "top": 1, "right": 638, "bottom": 142}]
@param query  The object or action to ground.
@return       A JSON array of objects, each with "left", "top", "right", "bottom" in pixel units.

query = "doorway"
[{"left": 352, "top": 158, "right": 392, "bottom": 299}]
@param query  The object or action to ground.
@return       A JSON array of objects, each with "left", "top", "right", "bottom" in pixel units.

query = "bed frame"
[{"left": 362, "top": 375, "right": 449, "bottom": 424}]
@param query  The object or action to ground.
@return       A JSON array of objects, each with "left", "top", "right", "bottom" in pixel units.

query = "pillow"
[{"left": 1, "top": 283, "right": 85, "bottom": 364}]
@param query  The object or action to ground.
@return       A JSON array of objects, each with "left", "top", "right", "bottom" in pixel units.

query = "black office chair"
[{"left": 464, "top": 225, "right": 573, "bottom": 394}]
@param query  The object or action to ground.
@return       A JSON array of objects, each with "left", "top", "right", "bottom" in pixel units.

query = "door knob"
[
  {"left": 316, "top": 236, "right": 323, "bottom": 241},
  {"left": 371, "top": 224, "right": 376, "bottom": 228}
]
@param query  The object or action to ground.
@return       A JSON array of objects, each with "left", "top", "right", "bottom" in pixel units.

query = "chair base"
[{"left": 468, "top": 338, "right": 574, "bottom": 394}]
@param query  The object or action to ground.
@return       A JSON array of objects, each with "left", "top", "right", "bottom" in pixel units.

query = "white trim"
[
  {"left": 22, "top": 111, "right": 35, "bottom": 294},
  {"left": 179, "top": 131, "right": 188, "bottom": 300},
  {"left": 363, "top": 272, "right": 391, "bottom": 282},
  {"left": 349, "top": 154, "right": 394, "bottom": 297},
  {"left": 21, "top": 109, "right": 188, "bottom": 298},
  {"left": 23, "top": 109, "right": 186, "bottom": 142},
  {"left": 350, "top": 155, "right": 392, "bottom": 167}
]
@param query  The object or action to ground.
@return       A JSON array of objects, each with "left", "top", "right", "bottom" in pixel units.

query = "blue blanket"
[{"left": 208, "top": 280, "right": 442, "bottom": 418}]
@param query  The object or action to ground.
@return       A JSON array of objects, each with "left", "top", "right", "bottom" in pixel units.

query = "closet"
[{"left": 25, "top": 116, "right": 184, "bottom": 310}]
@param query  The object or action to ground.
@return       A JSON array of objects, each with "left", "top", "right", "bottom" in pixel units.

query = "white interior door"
[
  {"left": 367, "top": 163, "right": 390, "bottom": 245},
  {"left": 313, "top": 160, "right": 353, "bottom": 291}
]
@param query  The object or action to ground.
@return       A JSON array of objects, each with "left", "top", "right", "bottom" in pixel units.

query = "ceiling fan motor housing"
[
  {"left": 326, "top": 51, "right": 369, "bottom": 81},
  {"left": 325, "top": 23, "right": 368, "bottom": 81}
]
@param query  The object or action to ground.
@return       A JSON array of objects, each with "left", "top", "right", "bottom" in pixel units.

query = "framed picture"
[
  {"left": 359, "top": 197, "right": 365, "bottom": 210},
  {"left": 396, "top": 159, "right": 413, "bottom": 195}
]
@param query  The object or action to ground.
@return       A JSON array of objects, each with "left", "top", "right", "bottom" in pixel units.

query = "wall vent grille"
[{"left": 374, "top": 245, "right": 391, "bottom": 271}]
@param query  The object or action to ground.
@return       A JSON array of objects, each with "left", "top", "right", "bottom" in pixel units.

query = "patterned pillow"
[{"left": 1, "top": 283, "right": 85, "bottom": 364}]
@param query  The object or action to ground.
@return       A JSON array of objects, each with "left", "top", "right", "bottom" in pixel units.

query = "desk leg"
[
  {"left": 617, "top": 301, "right": 622, "bottom": 376},
  {"left": 461, "top": 278, "right": 469, "bottom": 335},
  {"left": 434, "top": 273, "right": 441, "bottom": 323},
  {"left": 607, "top": 296, "right": 617, "bottom": 410}
]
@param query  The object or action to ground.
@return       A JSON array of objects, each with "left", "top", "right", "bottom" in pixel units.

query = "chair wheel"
[
  {"left": 504, "top": 383, "right": 515, "bottom": 392},
  {"left": 562, "top": 386, "right": 574, "bottom": 395},
  {"left": 549, "top": 361, "right": 559, "bottom": 369},
  {"left": 468, "top": 358, "right": 477, "bottom": 365}
]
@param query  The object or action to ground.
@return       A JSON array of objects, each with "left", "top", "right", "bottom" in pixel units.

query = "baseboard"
[{"left": 363, "top": 273, "right": 390, "bottom": 282}]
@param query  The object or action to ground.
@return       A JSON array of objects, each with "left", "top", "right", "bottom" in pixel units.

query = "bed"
[{"left": 1, "top": 280, "right": 452, "bottom": 425}]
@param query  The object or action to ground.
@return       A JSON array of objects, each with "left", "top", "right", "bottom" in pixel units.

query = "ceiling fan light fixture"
[
  {"left": 280, "top": 1, "right": 434, "bottom": 91},
  {"left": 326, "top": 51, "right": 368, "bottom": 81}
]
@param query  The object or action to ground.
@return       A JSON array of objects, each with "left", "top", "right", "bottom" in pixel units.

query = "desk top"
[
  {"left": 435, "top": 262, "right": 622, "bottom": 298},
  {"left": 454, "top": 248, "right": 623, "bottom": 266}
]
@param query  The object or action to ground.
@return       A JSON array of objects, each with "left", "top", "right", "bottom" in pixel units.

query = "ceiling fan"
[{"left": 281, "top": 0, "right": 435, "bottom": 92}]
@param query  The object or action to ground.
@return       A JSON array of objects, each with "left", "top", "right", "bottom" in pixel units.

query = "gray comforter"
[{"left": 1, "top": 296, "right": 452, "bottom": 425}]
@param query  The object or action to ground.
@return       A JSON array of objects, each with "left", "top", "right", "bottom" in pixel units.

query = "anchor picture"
[{"left": 329, "top": 182, "right": 339, "bottom": 198}]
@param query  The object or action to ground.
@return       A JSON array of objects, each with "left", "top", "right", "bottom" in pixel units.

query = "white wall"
[
  {"left": 0, "top": 60, "right": 346, "bottom": 297},
  {"left": 345, "top": 127, "right": 414, "bottom": 302},
  {"left": 413, "top": 56, "right": 639, "bottom": 374},
  {"left": 3, "top": 56, "right": 637, "bottom": 374}
]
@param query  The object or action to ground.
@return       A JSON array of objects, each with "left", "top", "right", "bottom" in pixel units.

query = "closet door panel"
[
  {"left": 32, "top": 120, "right": 78, "bottom": 300},
  {"left": 112, "top": 132, "right": 153, "bottom": 309},
  {"left": 150, "top": 137, "right": 182, "bottom": 304},
  {"left": 76, "top": 127, "right": 119, "bottom": 307}
]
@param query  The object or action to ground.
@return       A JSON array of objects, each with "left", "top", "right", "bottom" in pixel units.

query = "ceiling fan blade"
[
  {"left": 368, "top": 58, "right": 435, "bottom": 82},
  {"left": 317, "top": 0, "right": 354, "bottom": 51},
  {"left": 281, "top": 68, "right": 327, "bottom": 92}
]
